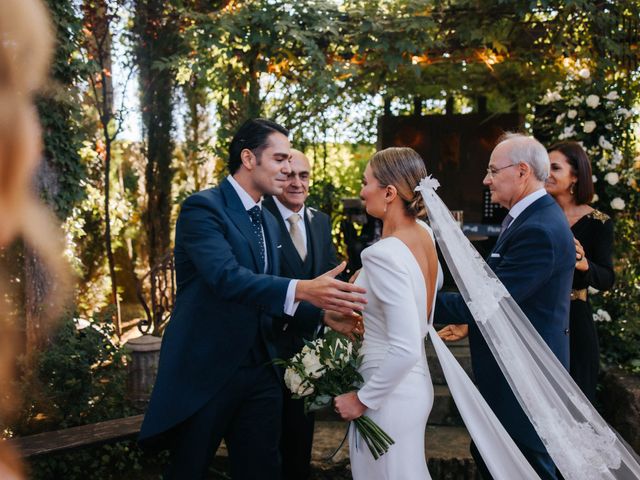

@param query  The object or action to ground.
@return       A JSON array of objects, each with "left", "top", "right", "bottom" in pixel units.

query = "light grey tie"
[
  {"left": 287, "top": 213, "right": 307, "bottom": 261},
  {"left": 497, "top": 213, "right": 514, "bottom": 242}
]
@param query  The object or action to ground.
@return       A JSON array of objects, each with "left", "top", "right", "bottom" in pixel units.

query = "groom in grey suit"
[
  {"left": 264, "top": 149, "right": 339, "bottom": 480},
  {"left": 437, "top": 133, "right": 575, "bottom": 480}
]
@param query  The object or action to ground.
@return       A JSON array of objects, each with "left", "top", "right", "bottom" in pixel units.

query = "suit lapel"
[
  {"left": 220, "top": 179, "right": 262, "bottom": 271},
  {"left": 262, "top": 209, "right": 281, "bottom": 274},
  {"left": 306, "top": 208, "right": 323, "bottom": 276},
  {"left": 491, "top": 194, "right": 554, "bottom": 253}
]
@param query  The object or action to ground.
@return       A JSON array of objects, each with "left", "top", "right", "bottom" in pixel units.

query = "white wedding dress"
[{"left": 349, "top": 220, "right": 443, "bottom": 480}]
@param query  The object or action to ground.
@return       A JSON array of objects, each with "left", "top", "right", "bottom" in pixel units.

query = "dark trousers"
[
  {"left": 164, "top": 360, "right": 283, "bottom": 480},
  {"left": 471, "top": 440, "right": 558, "bottom": 480},
  {"left": 280, "top": 389, "right": 315, "bottom": 480}
]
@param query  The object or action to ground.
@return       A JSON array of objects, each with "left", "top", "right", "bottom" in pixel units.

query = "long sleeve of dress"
[
  {"left": 574, "top": 218, "right": 615, "bottom": 291},
  {"left": 357, "top": 246, "right": 424, "bottom": 411}
]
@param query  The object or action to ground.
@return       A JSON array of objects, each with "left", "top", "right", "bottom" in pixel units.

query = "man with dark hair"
[
  {"left": 139, "top": 118, "right": 366, "bottom": 479},
  {"left": 264, "top": 149, "right": 338, "bottom": 479}
]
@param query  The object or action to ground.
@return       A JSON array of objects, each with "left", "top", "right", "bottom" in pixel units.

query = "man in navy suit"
[
  {"left": 263, "top": 149, "right": 339, "bottom": 480},
  {"left": 437, "top": 133, "right": 575, "bottom": 480},
  {"left": 139, "top": 119, "right": 366, "bottom": 480}
]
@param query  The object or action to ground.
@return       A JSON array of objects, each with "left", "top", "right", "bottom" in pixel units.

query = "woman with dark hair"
[{"left": 545, "top": 141, "right": 615, "bottom": 403}]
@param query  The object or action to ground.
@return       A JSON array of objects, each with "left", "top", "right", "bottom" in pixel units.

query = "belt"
[{"left": 570, "top": 289, "right": 587, "bottom": 302}]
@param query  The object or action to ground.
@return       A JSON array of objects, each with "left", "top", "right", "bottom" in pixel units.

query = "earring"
[{"left": 570, "top": 183, "right": 575, "bottom": 195}]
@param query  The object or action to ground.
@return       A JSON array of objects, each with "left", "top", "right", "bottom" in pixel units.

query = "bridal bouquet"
[{"left": 279, "top": 330, "right": 394, "bottom": 460}]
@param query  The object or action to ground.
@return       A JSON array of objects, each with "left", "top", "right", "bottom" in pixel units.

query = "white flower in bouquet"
[
  {"left": 604, "top": 172, "right": 619, "bottom": 185},
  {"left": 567, "top": 109, "right": 578, "bottom": 119},
  {"left": 588, "top": 286, "right": 600, "bottom": 295},
  {"left": 583, "top": 121, "right": 596, "bottom": 133},
  {"left": 302, "top": 350, "right": 324, "bottom": 379},
  {"left": 592, "top": 175, "right": 598, "bottom": 183},
  {"left": 284, "top": 367, "right": 313, "bottom": 397},
  {"left": 279, "top": 331, "right": 395, "bottom": 459},
  {"left": 586, "top": 94, "right": 600, "bottom": 108},
  {"left": 604, "top": 91, "right": 619, "bottom": 100},
  {"left": 578, "top": 67, "right": 591, "bottom": 79},
  {"left": 599, "top": 136, "right": 613, "bottom": 150},
  {"left": 592, "top": 193, "right": 599, "bottom": 202},
  {"left": 610, "top": 197, "right": 625, "bottom": 210}
]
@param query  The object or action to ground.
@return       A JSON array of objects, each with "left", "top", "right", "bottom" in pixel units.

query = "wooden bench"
[{"left": 5, "top": 414, "right": 144, "bottom": 458}]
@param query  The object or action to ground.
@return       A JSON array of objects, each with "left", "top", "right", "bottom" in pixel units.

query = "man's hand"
[
  {"left": 438, "top": 324, "right": 469, "bottom": 342},
  {"left": 323, "top": 310, "right": 364, "bottom": 340},
  {"left": 348, "top": 268, "right": 361, "bottom": 283},
  {"left": 296, "top": 261, "right": 367, "bottom": 316}
]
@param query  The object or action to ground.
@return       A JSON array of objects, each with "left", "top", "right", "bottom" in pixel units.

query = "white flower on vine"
[
  {"left": 604, "top": 172, "right": 619, "bottom": 185},
  {"left": 541, "top": 90, "right": 562, "bottom": 104},
  {"left": 593, "top": 309, "right": 612, "bottom": 322},
  {"left": 592, "top": 193, "right": 599, "bottom": 202},
  {"left": 567, "top": 109, "right": 577, "bottom": 119},
  {"left": 604, "top": 91, "right": 619, "bottom": 100},
  {"left": 598, "top": 136, "right": 613, "bottom": 150},
  {"left": 578, "top": 68, "right": 590, "bottom": 79},
  {"left": 611, "top": 151, "right": 622, "bottom": 166},
  {"left": 583, "top": 121, "right": 596, "bottom": 133},
  {"left": 568, "top": 96, "right": 583, "bottom": 107},
  {"left": 610, "top": 197, "right": 625, "bottom": 210},
  {"left": 586, "top": 94, "right": 600, "bottom": 108},
  {"left": 592, "top": 175, "right": 598, "bottom": 183},
  {"left": 616, "top": 107, "right": 631, "bottom": 119},
  {"left": 558, "top": 125, "right": 576, "bottom": 140},
  {"left": 555, "top": 113, "right": 566, "bottom": 124}
]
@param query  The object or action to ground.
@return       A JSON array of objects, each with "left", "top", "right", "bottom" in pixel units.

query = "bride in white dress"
[
  {"left": 332, "top": 146, "right": 640, "bottom": 480},
  {"left": 333, "top": 147, "right": 442, "bottom": 479}
]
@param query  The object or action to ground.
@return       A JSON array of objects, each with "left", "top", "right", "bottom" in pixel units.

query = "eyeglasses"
[{"left": 485, "top": 164, "right": 516, "bottom": 178}]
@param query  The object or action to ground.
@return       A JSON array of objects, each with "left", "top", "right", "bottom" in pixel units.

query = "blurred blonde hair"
[
  {"left": 0, "top": 0, "right": 71, "bottom": 474},
  {"left": 369, "top": 147, "right": 428, "bottom": 219}
]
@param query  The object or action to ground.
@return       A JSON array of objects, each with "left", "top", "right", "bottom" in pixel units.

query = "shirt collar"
[
  {"left": 273, "top": 196, "right": 305, "bottom": 221},
  {"left": 227, "top": 175, "right": 262, "bottom": 211},
  {"left": 508, "top": 188, "right": 547, "bottom": 221}
]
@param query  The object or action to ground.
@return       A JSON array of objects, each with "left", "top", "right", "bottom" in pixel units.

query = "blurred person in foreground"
[
  {"left": 545, "top": 141, "right": 614, "bottom": 403},
  {"left": 0, "top": 0, "right": 72, "bottom": 478}
]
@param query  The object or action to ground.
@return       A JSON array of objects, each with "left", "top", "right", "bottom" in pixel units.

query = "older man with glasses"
[{"left": 437, "top": 132, "right": 575, "bottom": 480}]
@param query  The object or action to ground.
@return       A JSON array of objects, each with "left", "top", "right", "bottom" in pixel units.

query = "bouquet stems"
[{"left": 353, "top": 416, "right": 395, "bottom": 460}]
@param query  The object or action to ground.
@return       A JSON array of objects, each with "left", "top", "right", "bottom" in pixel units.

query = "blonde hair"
[
  {"left": 369, "top": 147, "right": 428, "bottom": 219},
  {"left": 0, "top": 3, "right": 70, "bottom": 473}
]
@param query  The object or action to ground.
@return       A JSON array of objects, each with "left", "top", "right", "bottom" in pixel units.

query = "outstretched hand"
[
  {"left": 438, "top": 324, "right": 469, "bottom": 342},
  {"left": 296, "top": 261, "right": 367, "bottom": 316}
]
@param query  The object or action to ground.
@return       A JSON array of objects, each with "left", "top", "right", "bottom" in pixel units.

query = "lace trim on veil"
[{"left": 417, "top": 175, "right": 640, "bottom": 480}]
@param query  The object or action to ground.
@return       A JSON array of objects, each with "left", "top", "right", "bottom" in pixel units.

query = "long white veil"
[{"left": 417, "top": 175, "right": 640, "bottom": 480}]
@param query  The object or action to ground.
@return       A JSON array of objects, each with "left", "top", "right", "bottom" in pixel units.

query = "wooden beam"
[{"left": 5, "top": 414, "right": 144, "bottom": 458}]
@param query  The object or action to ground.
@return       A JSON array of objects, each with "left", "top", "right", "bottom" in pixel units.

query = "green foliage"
[
  {"left": 11, "top": 311, "right": 144, "bottom": 479},
  {"left": 530, "top": 1, "right": 640, "bottom": 372},
  {"left": 37, "top": 0, "right": 87, "bottom": 219}
]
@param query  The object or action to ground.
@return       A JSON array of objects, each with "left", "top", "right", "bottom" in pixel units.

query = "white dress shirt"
[
  {"left": 227, "top": 175, "right": 299, "bottom": 315},
  {"left": 504, "top": 188, "right": 547, "bottom": 231}
]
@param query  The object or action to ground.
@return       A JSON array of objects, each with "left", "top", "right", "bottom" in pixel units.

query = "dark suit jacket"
[
  {"left": 139, "top": 179, "right": 290, "bottom": 445},
  {"left": 436, "top": 193, "right": 575, "bottom": 452},
  {"left": 263, "top": 197, "right": 339, "bottom": 359}
]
